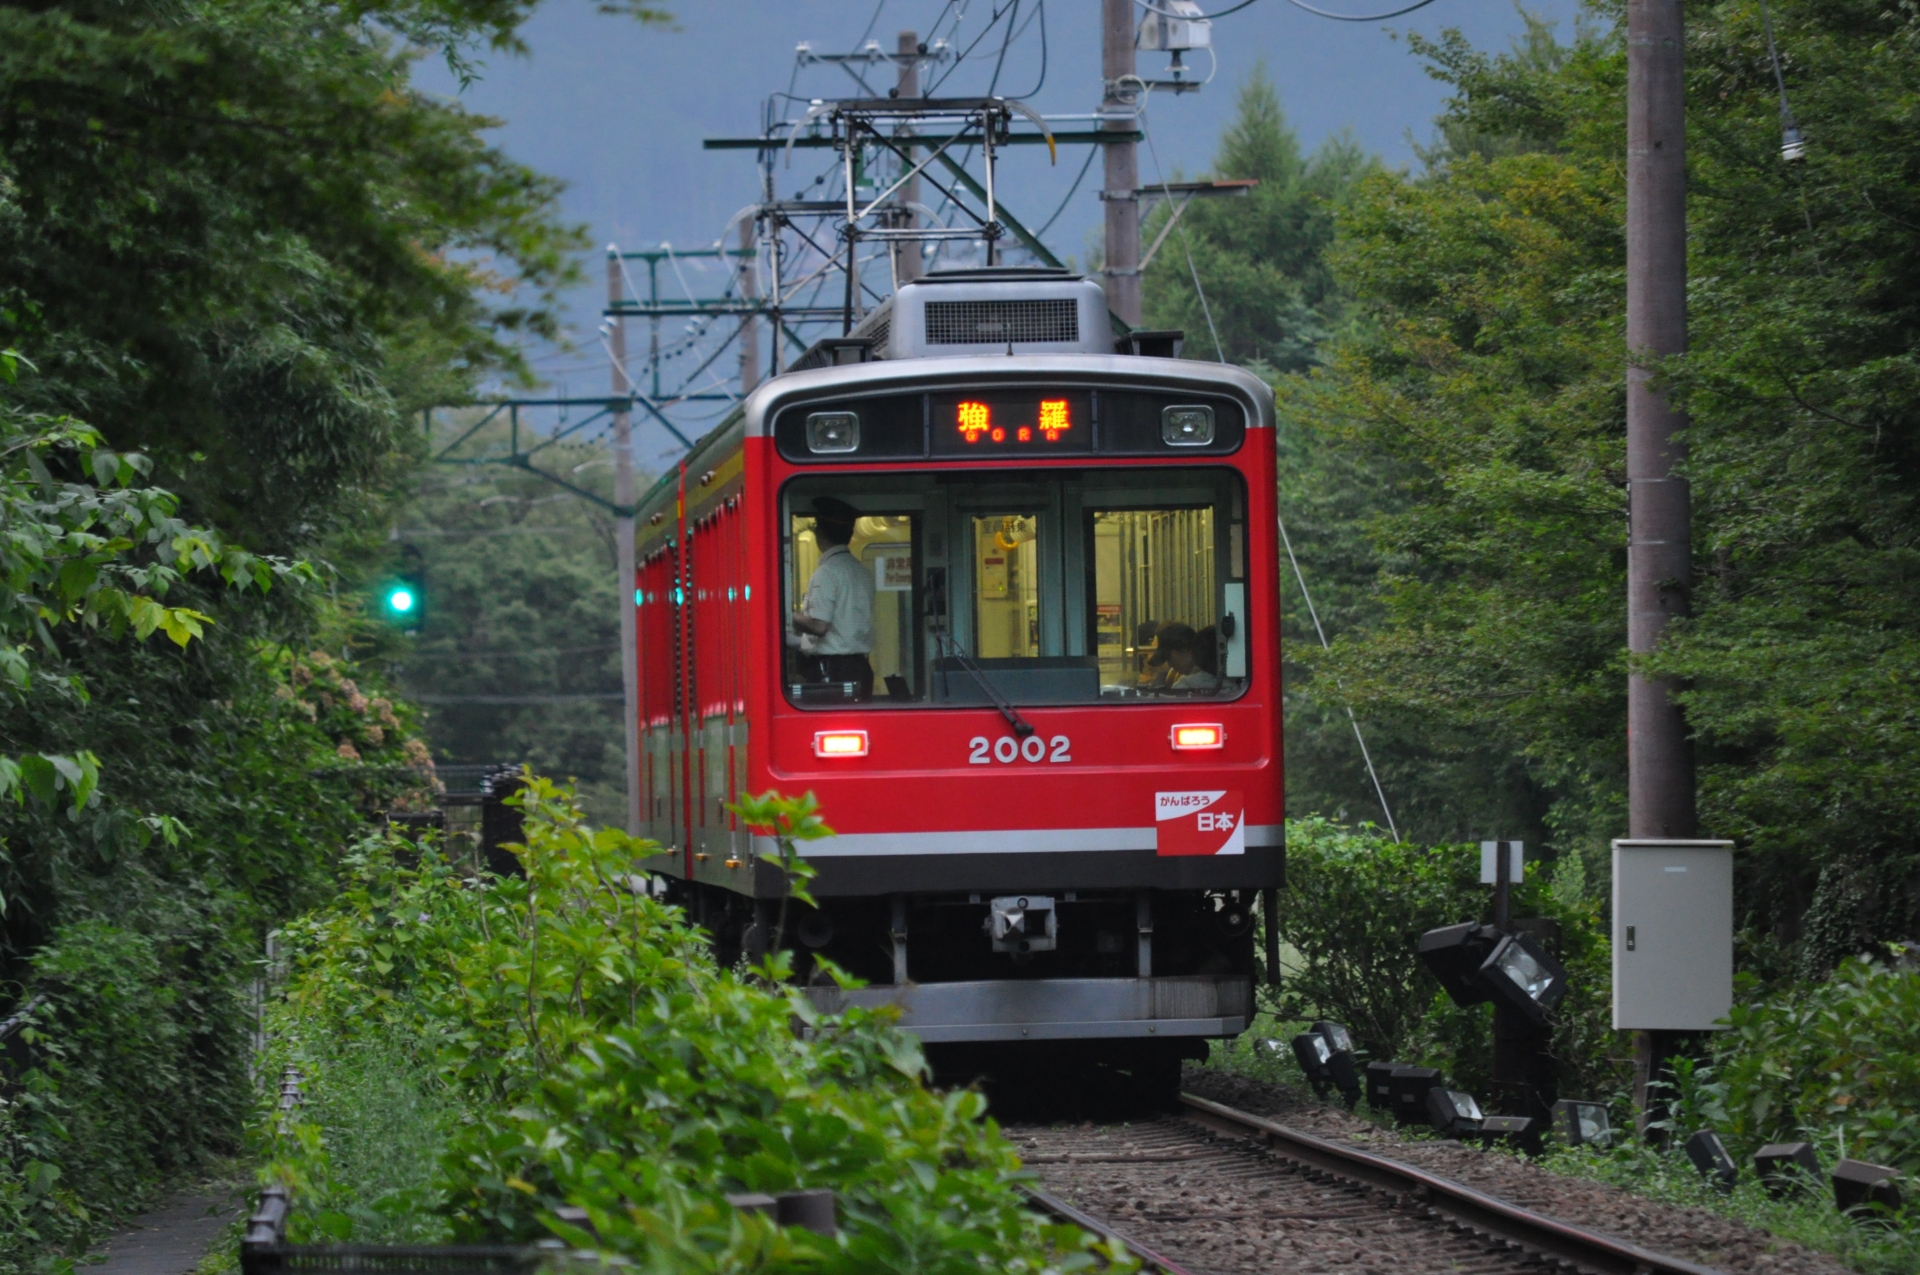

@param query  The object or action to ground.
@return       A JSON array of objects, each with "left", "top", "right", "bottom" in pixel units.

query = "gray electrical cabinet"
[{"left": 1612, "top": 839, "right": 1734, "bottom": 1031}]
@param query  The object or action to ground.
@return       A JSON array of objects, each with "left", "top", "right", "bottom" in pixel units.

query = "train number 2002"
[{"left": 968, "top": 735, "right": 1072, "bottom": 765}]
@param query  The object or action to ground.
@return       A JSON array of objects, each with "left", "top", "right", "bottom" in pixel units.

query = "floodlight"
[
  {"left": 1478, "top": 1115, "right": 1539, "bottom": 1154},
  {"left": 1309, "top": 1021, "right": 1361, "bottom": 1107},
  {"left": 1388, "top": 1065, "right": 1442, "bottom": 1126},
  {"left": 1832, "top": 1159, "right": 1902, "bottom": 1215},
  {"left": 1417, "top": 923, "right": 1499, "bottom": 1007},
  {"left": 1311, "top": 1020, "right": 1354, "bottom": 1054},
  {"left": 1684, "top": 1130, "right": 1739, "bottom": 1192},
  {"left": 1364, "top": 1060, "right": 1399, "bottom": 1112},
  {"left": 1425, "top": 1088, "right": 1484, "bottom": 1137},
  {"left": 1477, "top": 932, "right": 1569, "bottom": 1026},
  {"left": 1753, "top": 1142, "right": 1819, "bottom": 1197},
  {"left": 1551, "top": 1099, "right": 1613, "bottom": 1149},
  {"left": 1291, "top": 1032, "right": 1334, "bottom": 1088}
]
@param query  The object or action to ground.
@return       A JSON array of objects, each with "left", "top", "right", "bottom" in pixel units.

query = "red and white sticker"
[{"left": 1155, "top": 790, "right": 1246, "bottom": 857}]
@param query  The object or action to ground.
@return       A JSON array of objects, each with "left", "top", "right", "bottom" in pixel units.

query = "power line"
[
  {"left": 1134, "top": 0, "right": 1442, "bottom": 17},
  {"left": 1279, "top": 0, "right": 1438, "bottom": 20},
  {"left": 402, "top": 644, "right": 620, "bottom": 662},
  {"left": 1035, "top": 142, "right": 1098, "bottom": 237}
]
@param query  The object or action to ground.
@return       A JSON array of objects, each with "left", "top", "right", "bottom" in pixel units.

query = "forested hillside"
[{"left": 1153, "top": 2, "right": 1920, "bottom": 968}]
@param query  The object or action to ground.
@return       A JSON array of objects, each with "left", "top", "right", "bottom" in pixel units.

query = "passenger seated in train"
[
  {"left": 789, "top": 496, "right": 876, "bottom": 700},
  {"left": 1147, "top": 622, "right": 1223, "bottom": 694}
]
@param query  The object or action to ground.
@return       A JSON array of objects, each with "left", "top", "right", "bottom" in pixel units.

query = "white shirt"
[{"left": 801, "top": 544, "right": 875, "bottom": 656}]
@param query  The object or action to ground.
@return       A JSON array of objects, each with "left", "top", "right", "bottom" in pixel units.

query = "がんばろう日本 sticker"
[{"left": 1155, "top": 790, "right": 1245, "bottom": 856}]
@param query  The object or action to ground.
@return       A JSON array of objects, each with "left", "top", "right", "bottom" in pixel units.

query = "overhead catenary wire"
[{"left": 1134, "top": 0, "right": 1445, "bottom": 20}]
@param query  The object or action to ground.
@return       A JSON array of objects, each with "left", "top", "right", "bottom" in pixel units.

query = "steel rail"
[
  {"left": 1020, "top": 1185, "right": 1195, "bottom": 1275},
  {"left": 1177, "top": 1093, "right": 1731, "bottom": 1275}
]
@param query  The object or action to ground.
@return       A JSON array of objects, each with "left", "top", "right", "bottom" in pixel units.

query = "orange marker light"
[
  {"left": 1171, "top": 723, "right": 1225, "bottom": 750},
  {"left": 813, "top": 730, "right": 870, "bottom": 758}
]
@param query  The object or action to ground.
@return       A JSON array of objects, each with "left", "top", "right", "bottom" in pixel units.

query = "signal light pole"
[{"left": 1626, "top": 0, "right": 1694, "bottom": 1134}]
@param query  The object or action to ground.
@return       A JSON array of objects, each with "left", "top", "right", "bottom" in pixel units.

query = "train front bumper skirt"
[{"left": 804, "top": 974, "right": 1252, "bottom": 1043}]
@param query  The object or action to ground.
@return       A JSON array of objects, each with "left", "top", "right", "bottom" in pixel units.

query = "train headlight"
[
  {"left": 812, "top": 730, "right": 869, "bottom": 758},
  {"left": 1171, "top": 723, "right": 1224, "bottom": 749},
  {"left": 1161, "top": 404, "right": 1214, "bottom": 446},
  {"left": 805, "top": 411, "right": 860, "bottom": 454}
]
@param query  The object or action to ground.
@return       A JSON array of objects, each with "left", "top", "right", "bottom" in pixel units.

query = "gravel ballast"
[{"left": 1180, "top": 1065, "right": 1853, "bottom": 1275}]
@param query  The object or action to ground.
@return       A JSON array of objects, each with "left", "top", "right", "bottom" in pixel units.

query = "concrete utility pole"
[
  {"left": 1101, "top": 0, "right": 1142, "bottom": 327},
  {"left": 895, "top": 30, "right": 924, "bottom": 285},
  {"left": 1625, "top": 0, "right": 1693, "bottom": 1135},
  {"left": 608, "top": 248, "right": 641, "bottom": 835},
  {"left": 1626, "top": 0, "right": 1693, "bottom": 842},
  {"left": 737, "top": 220, "right": 760, "bottom": 394}
]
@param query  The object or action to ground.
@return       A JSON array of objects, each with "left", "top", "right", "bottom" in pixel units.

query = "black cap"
[{"left": 811, "top": 496, "right": 859, "bottom": 526}]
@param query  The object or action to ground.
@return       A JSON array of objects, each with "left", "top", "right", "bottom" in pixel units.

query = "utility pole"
[
  {"left": 1625, "top": 0, "right": 1692, "bottom": 1132},
  {"left": 895, "top": 30, "right": 924, "bottom": 285},
  {"left": 608, "top": 247, "right": 641, "bottom": 835},
  {"left": 738, "top": 220, "right": 760, "bottom": 394},
  {"left": 1102, "top": 0, "right": 1142, "bottom": 327}
]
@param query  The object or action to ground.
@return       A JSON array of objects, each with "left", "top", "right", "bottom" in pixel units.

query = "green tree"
[
  {"left": 1143, "top": 65, "right": 1374, "bottom": 371},
  {"left": 1291, "top": 0, "right": 1920, "bottom": 958},
  {"left": 0, "top": 1, "right": 673, "bottom": 1262}
]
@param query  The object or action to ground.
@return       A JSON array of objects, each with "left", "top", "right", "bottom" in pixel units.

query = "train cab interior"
[{"left": 781, "top": 468, "right": 1250, "bottom": 707}]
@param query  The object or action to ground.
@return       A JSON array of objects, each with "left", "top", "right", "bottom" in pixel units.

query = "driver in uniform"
[{"left": 790, "top": 496, "right": 875, "bottom": 699}]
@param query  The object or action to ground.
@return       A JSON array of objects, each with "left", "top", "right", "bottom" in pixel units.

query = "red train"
[{"left": 635, "top": 266, "right": 1281, "bottom": 1091}]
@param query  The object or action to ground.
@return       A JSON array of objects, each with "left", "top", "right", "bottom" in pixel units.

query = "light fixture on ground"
[
  {"left": 1387, "top": 1065, "right": 1442, "bottom": 1126},
  {"left": 1684, "top": 1130, "right": 1738, "bottom": 1192},
  {"left": 1288, "top": 1020, "right": 1360, "bottom": 1108},
  {"left": 1551, "top": 1099, "right": 1613, "bottom": 1149},
  {"left": 1478, "top": 1115, "right": 1539, "bottom": 1153},
  {"left": 1832, "top": 1159, "right": 1902, "bottom": 1215},
  {"left": 1365, "top": 1060, "right": 1399, "bottom": 1112},
  {"left": 1425, "top": 1088, "right": 1484, "bottom": 1138},
  {"left": 1753, "top": 1142, "right": 1819, "bottom": 1197}
]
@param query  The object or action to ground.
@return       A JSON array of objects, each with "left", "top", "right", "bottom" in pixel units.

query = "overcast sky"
[{"left": 414, "top": 0, "right": 1583, "bottom": 437}]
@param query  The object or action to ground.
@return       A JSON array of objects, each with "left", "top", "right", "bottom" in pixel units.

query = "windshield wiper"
[{"left": 936, "top": 632, "right": 1035, "bottom": 739}]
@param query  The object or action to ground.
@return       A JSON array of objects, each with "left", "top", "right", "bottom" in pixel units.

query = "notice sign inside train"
[{"left": 1155, "top": 790, "right": 1246, "bottom": 856}]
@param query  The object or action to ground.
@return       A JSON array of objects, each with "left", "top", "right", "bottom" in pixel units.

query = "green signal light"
[{"left": 386, "top": 587, "right": 416, "bottom": 615}]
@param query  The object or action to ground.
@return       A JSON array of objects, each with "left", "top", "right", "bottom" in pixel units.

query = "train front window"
[{"left": 781, "top": 468, "right": 1246, "bottom": 708}]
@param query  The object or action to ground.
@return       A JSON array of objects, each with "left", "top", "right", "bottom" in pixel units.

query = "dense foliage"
[
  {"left": 263, "top": 781, "right": 1118, "bottom": 1273},
  {"left": 0, "top": 0, "right": 638, "bottom": 1265},
  {"left": 1176, "top": 1, "right": 1920, "bottom": 962}
]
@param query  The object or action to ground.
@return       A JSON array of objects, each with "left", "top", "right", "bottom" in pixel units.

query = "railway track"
[{"left": 1016, "top": 1093, "right": 1730, "bottom": 1275}]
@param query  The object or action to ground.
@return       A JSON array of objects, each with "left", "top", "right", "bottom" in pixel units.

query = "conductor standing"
[{"left": 791, "top": 496, "right": 875, "bottom": 699}]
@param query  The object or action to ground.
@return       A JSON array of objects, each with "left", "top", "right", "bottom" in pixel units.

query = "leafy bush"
[
  {"left": 1268, "top": 818, "right": 1621, "bottom": 1104},
  {"left": 263, "top": 779, "right": 1117, "bottom": 1273},
  {"left": 1708, "top": 955, "right": 1920, "bottom": 1176}
]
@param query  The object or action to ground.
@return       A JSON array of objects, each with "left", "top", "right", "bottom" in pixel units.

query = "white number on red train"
[{"left": 969, "top": 734, "right": 1072, "bottom": 764}]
